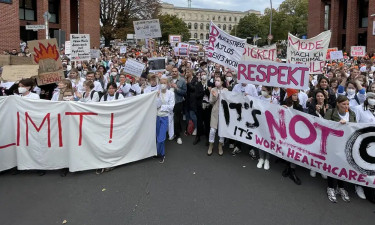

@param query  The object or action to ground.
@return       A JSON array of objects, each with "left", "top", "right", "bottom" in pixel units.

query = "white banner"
[
  {"left": 237, "top": 60, "right": 310, "bottom": 90},
  {"left": 123, "top": 59, "right": 145, "bottom": 77},
  {"left": 351, "top": 46, "right": 366, "bottom": 57},
  {"left": 287, "top": 31, "right": 331, "bottom": 74},
  {"left": 70, "top": 34, "right": 91, "bottom": 61},
  {"left": 207, "top": 22, "right": 246, "bottom": 70},
  {"left": 329, "top": 50, "right": 344, "bottom": 60},
  {"left": 242, "top": 44, "right": 277, "bottom": 61},
  {"left": 133, "top": 19, "right": 162, "bottom": 39},
  {"left": 219, "top": 91, "right": 375, "bottom": 187},
  {"left": 0, "top": 93, "right": 157, "bottom": 172}
]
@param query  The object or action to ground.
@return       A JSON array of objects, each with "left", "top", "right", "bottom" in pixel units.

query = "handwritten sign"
[
  {"left": 70, "top": 34, "right": 91, "bottom": 61},
  {"left": 123, "top": 59, "right": 145, "bottom": 77},
  {"left": 36, "top": 70, "right": 64, "bottom": 86},
  {"left": 287, "top": 31, "right": 331, "bottom": 74},
  {"left": 10, "top": 56, "right": 33, "bottom": 65},
  {"left": 133, "top": 19, "right": 162, "bottom": 39},
  {"left": 207, "top": 22, "right": 246, "bottom": 70},
  {"left": 2, "top": 65, "right": 39, "bottom": 82},
  {"left": 326, "top": 47, "right": 338, "bottom": 60},
  {"left": 329, "top": 50, "right": 344, "bottom": 60},
  {"left": 242, "top": 44, "right": 277, "bottom": 61},
  {"left": 0, "top": 55, "right": 10, "bottom": 66},
  {"left": 351, "top": 46, "right": 366, "bottom": 57},
  {"left": 237, "top": 60, "right": 310, "bottom": 90}
]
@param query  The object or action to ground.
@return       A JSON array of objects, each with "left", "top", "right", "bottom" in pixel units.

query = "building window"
[
  {"left": 200, "top": 23, "right": 203, "bottom": 30},
  {"left": 359, "top": 0, "right": 369, "bottom": 28},
  {"left": 235, "top": 17, "right": 237, "bottom": 22},
  {"left": 223, "top": 24, "right": 226, "bottom": 30},
  {"left": 207, "top": 15, "right": 209, "bottom": 20},
  {"left": 224, "top": 16, "right": 226, "bottom": 21},
  {"left": 194, "top": 33, "right": 198, "bottom": 39},
  {"left": 212, "top": 16, "right": 215, "bottom": 20},
  {"left": 194, "top": 23, "right": 198, "bottom": 29},
  {"left": 206, "top": 33, "right": 209, "bottom": 40},
  {"left": 19, "top": 0, "right": 37, "bottom": 21},
  {"left": 48, "top": 0, "right": 59, "bottom": 23},
  {"left": 229, "top": 17, "right": 232, "bottom": 22},
  {"left": 200, "top": 33, "right": 204, "bottom": 40},
  {"left": 218, "top": 16, "right": 221, "bottom": 21},
  {"left": 188, "top": 22, "right": 192, "bottom": 29},
  {"left": 206, "top": 23, "right": 209, "bottom": 30},
  {"left": 218, "top": 24, "right": 221, "bottom": 29},
  {"left": 229, "top": 24, "right": 232, "bottom": 30},
  {"left": 324, "top": 4, "right": 330, "bottom": 30}
]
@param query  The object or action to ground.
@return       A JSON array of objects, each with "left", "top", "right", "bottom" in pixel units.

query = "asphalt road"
[{"left": 0, "top": 135, "right": 374, "bottom": 225}]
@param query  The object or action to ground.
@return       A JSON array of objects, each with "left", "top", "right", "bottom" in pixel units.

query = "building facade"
[
  {"left": 308, "top": 0, "right": 375, "bottom": 54},
  {"left": 160, "top": 3, "right": 261, "bottom": 41},
  {"left": 0, "top": 0, "right": 100, "bottom": 52}
]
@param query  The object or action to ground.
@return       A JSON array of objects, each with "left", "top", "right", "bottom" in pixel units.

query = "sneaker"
[
  {"left": 183, "top": 115, "right": 186, "bottom": 121},
  {"left": 310, "top": 170, "right": 316, "bottom": 178},
  {"left": 231, "top": 147, "right": 241, "bottom": 155},
  {"left": 177, "top": 138, "right": 182, "bottom": 145},
  {"left": 264, "top": 159, "right": 270, "bottom": 170},
  {"left": 249, "top": 149, "right": 256, "bottom": 160},
  {"left": 338, "top": 188, "right": 350, "bottom": 202},
  {"left": 321, "top": 174, "right": 327, "bottom": 179},
  {"left": 355, "top": 185, "right": 366, "bottom": 200},
  {"left": 327, "top": 187, "right": 337, "bottom": 203},
  {"left": 169, "top": 135, "right": 175, "bottom": 141},
  {"left": 192, "top": 129, "right": 197, "bottom": 136},
  {"left": 257, "top": 159, "right": 264, "bottom": 169},
  {"left": 229, "top": 144, "right": 235, "bottom": 149},
  {"left": 159, "top": 156, "right": 165, "bottom": 163}
]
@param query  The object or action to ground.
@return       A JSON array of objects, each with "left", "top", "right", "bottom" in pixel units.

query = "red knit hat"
[{"left": 286, "top": 88, "right": 299, "bottom": 98}]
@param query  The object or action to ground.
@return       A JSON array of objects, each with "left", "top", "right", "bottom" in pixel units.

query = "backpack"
[{"left": 102, "top": 92, "right": 121, "bottom": 101}]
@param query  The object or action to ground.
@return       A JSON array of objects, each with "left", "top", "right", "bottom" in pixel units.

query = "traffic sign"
[
  {"left": 267, "top": 34, "right": 273, "bottom": 40},
  {"left": 43, "top": 11, "right": 51, "bottom": 21},
  {"left": 26, "top": 25, "right": 46, "bottom": 31}
]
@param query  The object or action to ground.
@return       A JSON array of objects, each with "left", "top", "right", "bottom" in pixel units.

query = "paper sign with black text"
[
  {"left": 133, "top": 19, "right": 162, "bottom": 39},
  {"left": 70, "top": 34, "right": 91, "bottom": 61}
]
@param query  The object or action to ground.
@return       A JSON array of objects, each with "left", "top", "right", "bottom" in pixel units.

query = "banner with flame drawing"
[{"left": 28, "top": 39, "right": 64, "bottom": 86}]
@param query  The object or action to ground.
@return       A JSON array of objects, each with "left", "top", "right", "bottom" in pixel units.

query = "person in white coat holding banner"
[{"left": 156, "top": 78, "right": 175, "bottom": 163}]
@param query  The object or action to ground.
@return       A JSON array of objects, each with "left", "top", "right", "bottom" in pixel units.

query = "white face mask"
[
  {"left": 201, "top": 75, "right": 207, "bottom": 80},
  {"left": 63, "top": 96, "right": 73, "bottom": 101},
  {"left": 226, "top": 77, "right": 232, "bottom": 82},
  {"left": 18, "top": 87, "right": 28, "bottom": 94},
  {"left": 347, "top": 88, "right": 355, "bottom": 95},
  {"left": 110, "top": 72, "right": 117, "bottom": 76},
  {"left": 160, "top": 84, "right": 167, "bottom": 90},
  {"left": 368, "top": 99, "right": 375, "bottom": 106},
  {"left": 261, "top": 91, "right": 269, "bottom": 97}
]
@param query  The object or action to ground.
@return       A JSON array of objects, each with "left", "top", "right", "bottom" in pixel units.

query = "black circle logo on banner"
[{"left": 345, "top": 127, "right": 375, "bottom": 176}]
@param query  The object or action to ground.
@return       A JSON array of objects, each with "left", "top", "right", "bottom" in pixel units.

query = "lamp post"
[{"left": 268, "top": 0, "right": 273, "bottom": 45}]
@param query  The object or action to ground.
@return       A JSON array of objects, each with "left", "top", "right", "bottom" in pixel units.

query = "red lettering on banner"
[
  {"left": 109, "top": 113, "right": 114, "bottom": 143},
  {"left": 25, "top": 112, "right": 51, "bottom": 148},
  {"left": 313, "top": 123, "right": 344, "bottom": 155},
  {"left": 265, "top": 110, "right": 287, "bottom": 141},
  {"left": 0, "top": 143, "right": 16, "bottom": 149},
  {"left": 288, "top": 37, "right": 324, "bottom": 51},
  {"left": 208, "top": 25, "right": 219, "bottom": 49},
  {"left": 65, "top": 112, "right": 98, "bottom": 146},
  {"left": 266, "top": 65, "right": 278, "bottom": 83},
  {"left": 58, "top": 113, "right": 63, "bottom": 147},
  {"left": 17, "top": 112, "right": 20, "bottom": 146},
  {"left": 289, "top": 115, "right": 317, "bottom": 145}
]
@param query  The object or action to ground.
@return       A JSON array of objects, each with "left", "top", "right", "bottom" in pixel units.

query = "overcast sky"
[{"left": 163, "top": 0, "right": 285, "bottom": 13}]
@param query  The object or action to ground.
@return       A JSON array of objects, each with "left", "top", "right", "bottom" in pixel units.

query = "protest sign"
[
  {"left": 70, "top": 34, "right": 91, "bottom": 61},
  {"left": 189, "top": 45, "right": 200, "bottom": 53},
  {"left": 65, "top": 41, "right": 71, "bottom": 54},
  {"left": 174, "top": 47, "right": 189, "bottom": 56},
  {"left": 120, "top": 46, "right": 127, "bottom": 54},
  {"left": 10, "top": 56, "right": 33, "bottom": 65},
  {"left": 351, "top": 46, "right": 366, "bottom": 57},
  {"left": 178, "top": 43, "right": 190, "bottom": 49},
  {"left": 0, "top": 92, "right": 157, "bottom": 172},
  {"left": 28, "top": 39, "right": 65, "bottom": 85},
  {"left": 287, "top": 31, "right": 331, "bottom": 74},
  {"left": 36, "top": 71, "right": 64, "bottom": 86},
  {"left": 0, "top": 55, "right": 10, "bottom": 66},
  {"left": 237, "top": 60, "right": 310, "bottom": 90},
  {"left": 1, "top": 65, "right": 39, "bottom": 82},
  {"left": 169, "top": 35, "right": 181, "bottom": 44},
  {"left": 326, "top": 47, "right": 338, "bottom": 60},
  {"left": 148, "top": 57, "right": 166, "bottom": 73},
  {"left": 133, "top": 19, "right": 162, "bottom": 39},
  {"left": 90, "top": 49, "right": 100, "bottom": 59},
  {"left": 207, "top": 22, "right": 246, "bottom": 70},
  {"left": 219, "top": 91, "right": 375, "bottom": 187},
  {"left": 329, "top": 50, "right": 344, "bottom": 60},
  {"left": 123, "top": 59, "right": 145, "bottom": 77},
  {"left": 198, "top": 51, "right": 205, "bottom": 57},
  {"left": 242, "top": 44, "right": 277, "bottom": 61}
]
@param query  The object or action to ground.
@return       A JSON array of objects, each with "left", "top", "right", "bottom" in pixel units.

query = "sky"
[{"left": 162, "top": 0, "right": 285, "bottom": 13}]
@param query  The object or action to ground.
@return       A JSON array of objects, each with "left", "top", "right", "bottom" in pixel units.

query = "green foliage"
[{"left": 158, "top": 14, "right": 191, "bottom": 43}]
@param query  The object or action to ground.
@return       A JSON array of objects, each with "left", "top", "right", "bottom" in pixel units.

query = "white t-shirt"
[
  {"left": 338, "top": 112, "right": 349, "bottom": 122},
  {"left": 21, "top": 92, "right": 40, "bottom": 100}
]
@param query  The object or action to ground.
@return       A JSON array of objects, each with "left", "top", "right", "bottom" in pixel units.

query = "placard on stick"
[
  {"left": 36, "top": 70, "right": 64, "bottom": 86},
  {"left": 2, "top": 65, "right": 39, "bottom": 82}
]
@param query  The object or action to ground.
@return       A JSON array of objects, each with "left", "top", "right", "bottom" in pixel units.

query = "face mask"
[
  {"left": 63, "top": 96, "right": 72, "bottom": 101},
  {"left": 18, "top": 87, "right": 28, "bottom": 94},
  {"left": 110, "top": 72, "right": 117, "bottom": 76},
  {"left": 368, "top": 99, "right": 375, "bottom": 106},
  {"left": 226, "top": 77, "right": 232, "bottom": 82},
  {"left": 160, "top": 84, "right": 167, "bottom": 90},
  {"left": 261, "top": 91, "right": 269, "bottom": 97},
  {"left": 201, "top": 75, "right": 207, "bottom": 80},
  {"left": 215, "top": 81, "right": 221, "bottom": 87},
  {"left": 347, "top": 88, "right": 355, "bottom": 95}
]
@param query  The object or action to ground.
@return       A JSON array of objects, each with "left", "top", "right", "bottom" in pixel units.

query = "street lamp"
[{"left": 268, "top": 0, "right": 273, "bottom": 45}]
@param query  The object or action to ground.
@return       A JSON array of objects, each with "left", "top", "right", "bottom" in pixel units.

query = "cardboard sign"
[
  {"left": 1, "top": 65, "right": 39, "bottom": 82},
  {"left": 36, "top": 70, "right": 64, "bottom": 86},
  {"left": 10, "top": 56, "right": 33, "bottom": 65},
  {"left": 133, "top": 19, "right": 162, "bottom": 39},
  {"left": 148, "top": 57, "right": 166, "bottom": 73},
  {"left": 0, "top": 55, "right": 10, "bottom": 66},
  {"left": 329, "top": 50, "right": 344, "bottom": 60},
  {"left": 287, "top": 31, "right": 331, "bottom": 74},
  {"left": 242, "top": 44, "right": 277, "bottom": 61},
  {"left": 70, "top": 34, "right": 91, "bottom": 61},
  {"left": 90, "top": 49, "right": 100, "bottom": 59},
  {"left": 351, "top": 46, "right": 366, "bottom": 57},
  {"left": 123, "top": 59, "right": 145, "bottom": 77},
  {"left": 207, "top": 22, "right": 246, "bottom": 70},
  {"left": 237, "top": 60, "right": 310, "bottom": 90}
]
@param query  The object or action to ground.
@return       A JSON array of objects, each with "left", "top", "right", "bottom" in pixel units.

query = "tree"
[
  {"left": 230, "top": 13, "right": 265, "bottom": 41},
  {"left": 100, "top": 0, "right": 161, "bottom": 46},
  {"left": 158, "top": 14, "right": 190, "bottom": 43}
]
